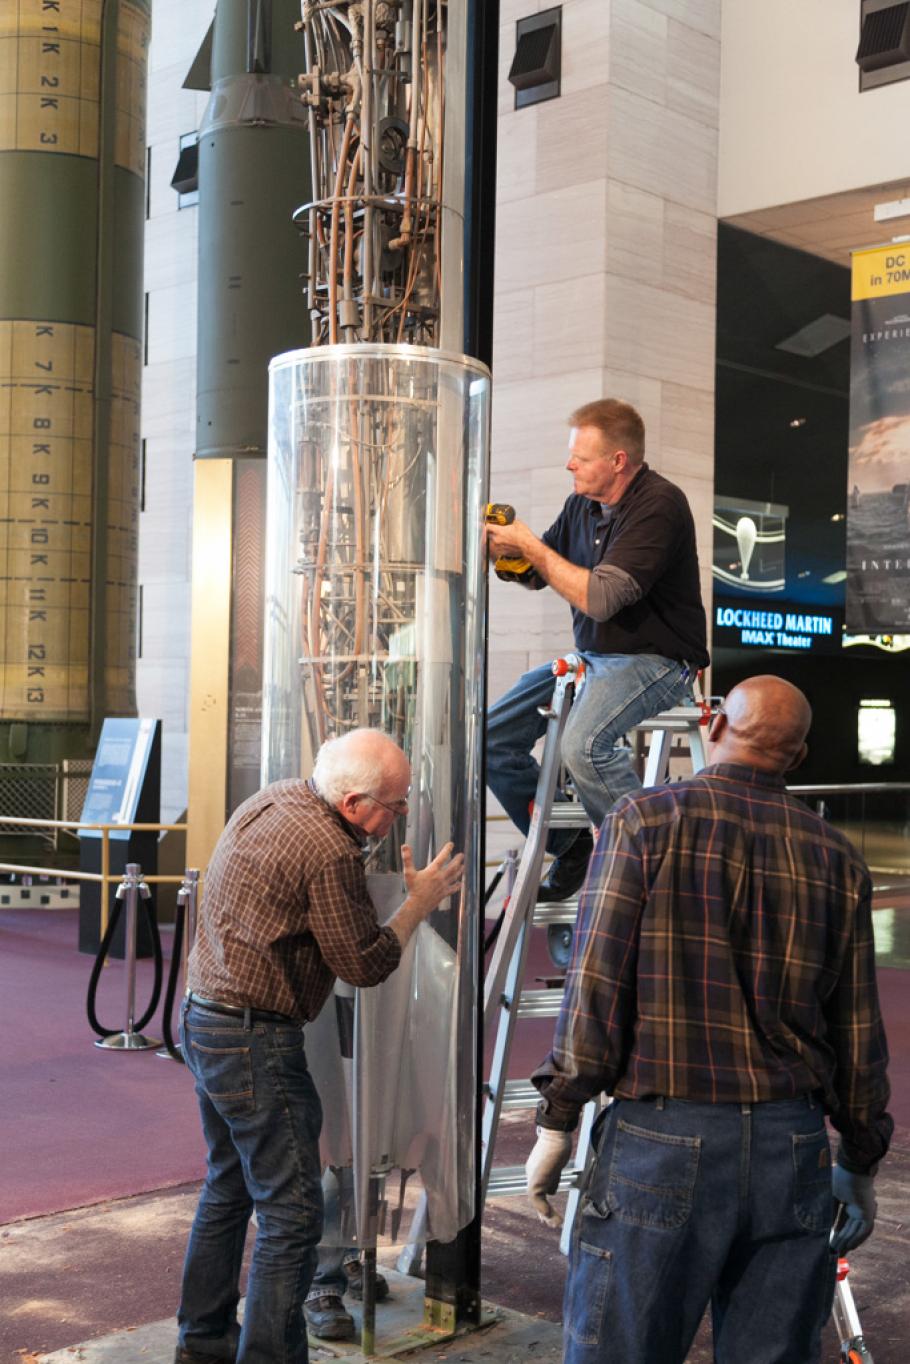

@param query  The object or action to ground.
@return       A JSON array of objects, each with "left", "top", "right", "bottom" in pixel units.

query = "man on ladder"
[
  {"left": 485, "top": 397, "right": 709, "bottom": 902},
  {"left": 526, "top": 675, "right": 893, "bottom": 1364}
]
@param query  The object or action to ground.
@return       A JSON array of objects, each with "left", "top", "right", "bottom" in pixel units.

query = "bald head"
[
  {"left": 312, "top": 727, "right": 409, "bottom": 806},
  {"left": 710, "top": 676, "right": 812, "bottom": 774}
]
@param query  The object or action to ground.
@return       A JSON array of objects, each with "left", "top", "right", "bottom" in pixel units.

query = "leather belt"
[{"left": 186, "top": 991, "right": 298, "bottom": 1025}]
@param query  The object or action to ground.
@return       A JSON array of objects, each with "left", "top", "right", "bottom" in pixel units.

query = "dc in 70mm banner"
[{"left": 847, "top": 243, "right": 910, "bottom": 632}]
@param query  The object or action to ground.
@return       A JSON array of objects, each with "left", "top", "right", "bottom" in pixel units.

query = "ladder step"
[
  {"left": 533, "top": 899, "right": 579, "bottom": 926},
  {"left": 630, "top": 707, "right": 704, "bottom": 732},
  {"left": 486, "top": 1164, "right": 581, "bottom": 1199},
  {"left": 516, "top": 988, "right": 564, "bottom": 1019},
  {"left": 499, "top": 1079, "right": 540, "bottom": 1109},
  {"left": 545, "top": 804, "right": 590, "bottom": 829}
]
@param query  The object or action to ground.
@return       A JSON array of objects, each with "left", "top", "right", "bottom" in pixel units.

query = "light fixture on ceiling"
[
  {"left": 789, "top": 417, "right": 807, "bottom": 428},
  {"left": 830, "top": 513, "right": 845, "bottom": 522},
  {"left": 874, "top": 195, "right": 910, "bottom": 221},
  {"left": 775, "top": 315, "right": 851, "bottom": 357}
]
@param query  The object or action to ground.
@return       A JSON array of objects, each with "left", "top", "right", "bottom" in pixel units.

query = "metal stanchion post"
[
  {"left": 182, "top": 868, "right": 199, "bottom": 975},
  {"left": 157, "top": 867, "right": 200, "bottom": 1060},
  {"left": 95, "top": 863, "right": 161, "bottom": 1051}
]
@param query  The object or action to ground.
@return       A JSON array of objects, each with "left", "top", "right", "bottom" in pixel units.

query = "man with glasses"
[
  {"left": 176, "top": 728, "right": 463, "bottom": 1364},
  {"left": 526, "top": 675, "right": 892, "bottom": 1363}
]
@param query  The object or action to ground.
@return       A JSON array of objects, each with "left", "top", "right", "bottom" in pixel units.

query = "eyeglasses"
[{"left": 362, "top": 791, "right": 410, "bottom": 816}]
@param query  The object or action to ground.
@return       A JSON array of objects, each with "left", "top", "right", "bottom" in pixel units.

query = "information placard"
[{"left": 79, "top": 717, "right": 159, "bottom": 840}]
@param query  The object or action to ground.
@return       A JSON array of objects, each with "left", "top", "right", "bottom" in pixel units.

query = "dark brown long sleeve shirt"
[
  {"left": 187, "top": 779, "right": 402, "bottom": 1021},
  {"left": 534, "top": 764, "right": 893, "bottom": 1174}
]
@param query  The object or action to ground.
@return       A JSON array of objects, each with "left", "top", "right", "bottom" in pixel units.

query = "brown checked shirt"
[{"left": 187, "top": 779, "right": 402, "bottom": 1021}]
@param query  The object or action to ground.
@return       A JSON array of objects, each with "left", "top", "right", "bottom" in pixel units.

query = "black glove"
[{"left": 830, "top": 1164, "right": 877, "bottom": 1255}]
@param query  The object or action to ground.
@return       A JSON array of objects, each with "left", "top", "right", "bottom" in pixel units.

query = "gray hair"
[{"left": 311, "top": 728, "right": 397, "bottom": 806}]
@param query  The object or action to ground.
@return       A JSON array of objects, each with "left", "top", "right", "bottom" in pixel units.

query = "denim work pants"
[
  {"left": 565, "top": 1096, "right": 837, "bottom": 1364},
  {"left": 486, "top": 653, "right": 690, "bottom": 843},
  {"left": 177, "top": 1001, "right": 324, "bottom": 1364},
  {"left": 307, "top": 1166, "right": 355, "bottom": 1299}
]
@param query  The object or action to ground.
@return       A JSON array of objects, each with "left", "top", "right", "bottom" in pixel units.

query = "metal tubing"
[
  {"left": 101, "top": 828, "right": 111, "bottom": 941},
  {"left": 182, "top": 868, "right": 200, "bottom": 977},
  {"left": 361, "top": 1248, "right": 377, "bottom": 1356},
  {"left": 95, "top": 862, "right": 161, "bottom": 1051},
  {"left": 124, "top": 866, "right": 138, "bottom": 1032}
]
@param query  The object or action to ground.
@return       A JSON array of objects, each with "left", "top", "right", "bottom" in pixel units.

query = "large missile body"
[{"left": 0, "top": 0, "right": 150, "bottom": 774}]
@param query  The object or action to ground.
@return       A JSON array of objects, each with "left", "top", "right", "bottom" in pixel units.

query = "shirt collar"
[
  {"left": 306, "top": 776, "right": 368, "bottom": 847},
  {"left": 698, "top": 761, "right": 788, "bottom": 791},
  {"left": 588, "top": 461, "right": 649, "bottom": 516}
]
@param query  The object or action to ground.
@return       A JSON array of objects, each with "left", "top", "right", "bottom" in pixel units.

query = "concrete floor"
[{"left": 3, "top": 1121, "right": 908, "bottom": 1364}]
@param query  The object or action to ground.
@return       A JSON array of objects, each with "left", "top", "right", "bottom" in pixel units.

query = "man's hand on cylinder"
[{"left": 402, "top": 842, "right": 465, "bottom": 919}]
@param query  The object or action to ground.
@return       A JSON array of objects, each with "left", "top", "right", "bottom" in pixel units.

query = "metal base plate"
[{"left": 94, "top": 1032, "right": 162, "bottom": 1051}]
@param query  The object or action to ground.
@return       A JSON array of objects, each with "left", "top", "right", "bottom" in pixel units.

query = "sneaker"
[
  {"left": 344, "top": 1257, "right": 390, "bottom": 1301},
  {"left": 537, "top": 828, "right": 594, "bottom": 902},
  {"left": 303, "top": 1294, "right": 356, "bottom": 1340}
]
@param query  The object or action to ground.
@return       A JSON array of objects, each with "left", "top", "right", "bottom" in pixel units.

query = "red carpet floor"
[
  {"left": 2, "top": 907, "right": 908, "bottom": 1226},
  {"left": 0, "top": 909, "right": 205, "bottom": 1224}
]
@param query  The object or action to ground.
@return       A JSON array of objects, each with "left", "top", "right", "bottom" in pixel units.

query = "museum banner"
[{"left": 846, "top": 243, "right": 910, "bottom": 631}]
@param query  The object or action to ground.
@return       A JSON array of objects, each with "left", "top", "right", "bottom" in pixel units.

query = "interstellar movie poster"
[{"left": 846, "top": 243, "right": 910, "bottom": 632}]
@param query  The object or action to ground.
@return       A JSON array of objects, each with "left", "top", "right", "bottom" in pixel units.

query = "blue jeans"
[
  {"left": 565, "top": 1096, "right": 837, "bottom": 1364},
  {"left": 177, "top": 1001, "right": 324, "bottom": 1364},
  {"left": 486, "top": 653, "right": 690, "bottom": 843},
  {"left": 307, "top": 1166, "right": 355, "bottom": 1299}
]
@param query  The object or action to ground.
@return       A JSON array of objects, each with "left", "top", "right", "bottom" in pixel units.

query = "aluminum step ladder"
[
  {"left": 396, "top": 660, "right": 711, "bottom": 1274},
  {"left": 481, "top": 659, "right": 711, "bottom": 1242},
  {"left": 832, "top": 1256, "right": 875, "bottom": 1362}
]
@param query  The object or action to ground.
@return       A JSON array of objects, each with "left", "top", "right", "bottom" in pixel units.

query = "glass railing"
[{"left": 786, "top": 783, "right": 910, "bottom": 877}]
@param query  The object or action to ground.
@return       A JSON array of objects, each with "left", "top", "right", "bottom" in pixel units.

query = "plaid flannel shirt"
[
  {"left": 533, "top": 762, "right": 893, "bottom": 1173},
  {"left": 188, "top": 779, "right": 401, "bottom": 1021}
]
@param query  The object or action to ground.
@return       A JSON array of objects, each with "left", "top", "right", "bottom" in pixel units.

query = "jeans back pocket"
[
  {"left": 189, "top": 1038, "right": 255, "bottom": 1116},
  {"left": 605, "top": 1119, "right": 700, "bottom": 1230}
]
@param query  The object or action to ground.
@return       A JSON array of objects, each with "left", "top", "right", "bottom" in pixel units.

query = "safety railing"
[
  {"left": 787, "top": 783, "right": 910, "bottom": 876},
  {"left": 0, "top": 814, "right": 190, "bottom": 937},
  {"left": 485, "top": 781, "right": 910, "bottom": 878}
]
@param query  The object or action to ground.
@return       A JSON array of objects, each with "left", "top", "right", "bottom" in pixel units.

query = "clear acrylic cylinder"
[{"left": 263, "top": 344, "right": 490, "bottom": 1248}]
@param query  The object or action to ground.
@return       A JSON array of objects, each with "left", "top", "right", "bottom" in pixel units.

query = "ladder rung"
[
  {"left": 630, "top": 707, "right": 704, "bottom": 732},
  {"left": 486, "top": 1165, "right": 581, "bottom": 1198},
  {"left": 499, "top": 1079, "right": 540, "bottom": 1109},
  {"left": 516, "top": 988, "right": 564, "bottom": 1019},
  {"left": 533, "top": 899, "right": 578, "bottom": 925},
  {"left": 545, "top": 804, "right": 590, "bottom": 828}
]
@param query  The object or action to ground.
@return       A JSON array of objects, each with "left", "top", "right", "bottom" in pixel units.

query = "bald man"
[
  {"left": 176, "top": 730, "right": 463, "bottom": 1364},
  {"left": 527, "top": 676, "right": 892, "bottom": 1364}
]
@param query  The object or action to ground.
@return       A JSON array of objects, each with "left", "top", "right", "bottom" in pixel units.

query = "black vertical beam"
[
  {"left": 462, "top": 0, "right": 500, "bottom": 369},
  {"left": 424, "top": 0, "right": 499, "bottom": 1327}
]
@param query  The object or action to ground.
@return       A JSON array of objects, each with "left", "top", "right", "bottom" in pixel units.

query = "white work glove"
[{"left": 525, "top": 1126, "right": 573, "bottom": 1228}]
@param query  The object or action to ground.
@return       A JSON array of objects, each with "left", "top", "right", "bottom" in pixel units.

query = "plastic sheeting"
[{"left": 263, "top": 345, "right": 490, "bottom": 1247}]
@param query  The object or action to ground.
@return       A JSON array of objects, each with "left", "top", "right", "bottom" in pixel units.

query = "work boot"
[
  {"left": 537, "top": 828, "right": 594, "bottom": 902},
  {"left": 304, "top": 1294, "right": 357, "bottom": 1340},
  {"left": 344, "top": 1257, "right": 390, "bottom": 1301}
]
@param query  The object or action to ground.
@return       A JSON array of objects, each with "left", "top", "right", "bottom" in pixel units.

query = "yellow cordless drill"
[{"left": 485, "top": 503, "right": 533, "bottom": 582}]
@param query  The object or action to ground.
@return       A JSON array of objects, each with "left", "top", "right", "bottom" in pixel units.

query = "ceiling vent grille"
[{"left": 858, "top": 0, "right": 910, "bottom": 88}]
